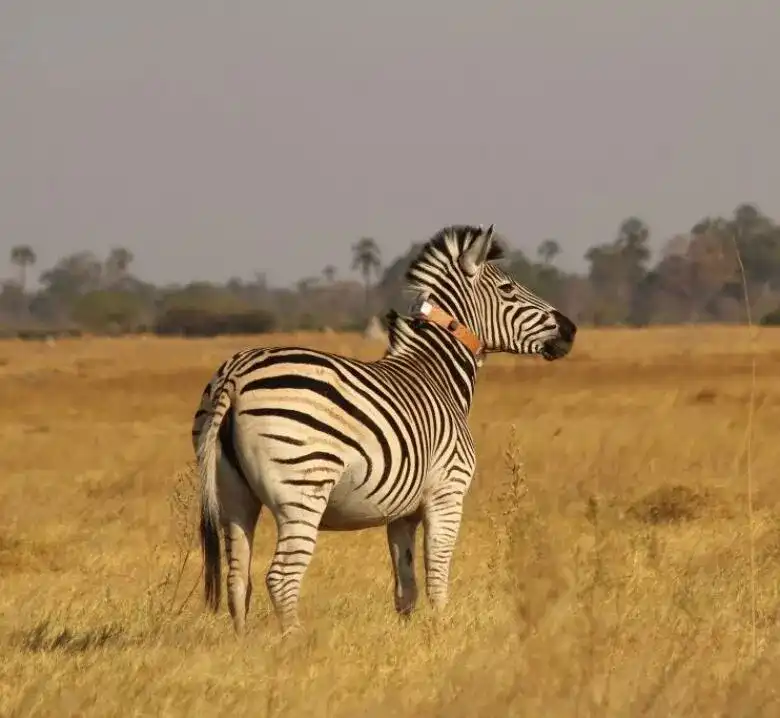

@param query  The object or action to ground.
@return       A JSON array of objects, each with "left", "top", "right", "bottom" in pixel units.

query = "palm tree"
[
  {"left": 351, "top": 237, "right": 381, "bottom": 309},
  {"left": 10, "top": 245, "right": 36, "bottom": 291},
  {"left": 537, "top": 238, "right": 561, "bottom": 266},
  {"left": 322, "top": 265, "right": 337, "bottom": 284},
  {"left": 104, "top": 247, "right": 134, "bottom": 287},
  {"left": 108, "top": 247, "right": 134, "bottom": 274},
  {"left": 617, "top": 217, "right": 650, "bottom": 257}
]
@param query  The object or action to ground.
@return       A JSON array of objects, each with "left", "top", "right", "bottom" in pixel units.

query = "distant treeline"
[{"left": 4, "top": 203, "right": 780, "bottom": 339}]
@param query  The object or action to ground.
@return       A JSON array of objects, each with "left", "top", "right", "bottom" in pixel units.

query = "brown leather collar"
[{"left": 411, "top": 299, "right": 484, "bottom": 358}]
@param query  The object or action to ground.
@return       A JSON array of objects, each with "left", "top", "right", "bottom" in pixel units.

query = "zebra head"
[{"left": 406, "top": 224, "right": 577, "bottom": 361}]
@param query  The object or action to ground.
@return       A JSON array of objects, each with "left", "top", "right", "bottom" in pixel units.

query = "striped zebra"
[{"left": 192, "top": 223, "right": 576, "bottom": 636}]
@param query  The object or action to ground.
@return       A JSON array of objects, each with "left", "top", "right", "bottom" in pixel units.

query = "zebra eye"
[{"left": 497, "top": 282, "right": 515, "bottom": 294}]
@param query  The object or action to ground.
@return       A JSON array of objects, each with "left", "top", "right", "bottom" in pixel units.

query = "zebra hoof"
[
  {"left": 281, "top": 621, "right": 303, "bottom": 638},
  {"left": 395, "top": 604, "right": 416, "bottom": 621}
]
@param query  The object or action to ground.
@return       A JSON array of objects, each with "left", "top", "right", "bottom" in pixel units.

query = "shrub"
[
  {"left": 759, "top": 307, "right": 780, "bottom": 326},
  {"left": 154, "top": 308, "right": 276, "bottom": 337}
]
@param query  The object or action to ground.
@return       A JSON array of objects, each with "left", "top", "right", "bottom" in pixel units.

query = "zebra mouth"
[{"left": 541, "top": 340, "right": 569, "bottom": 361}]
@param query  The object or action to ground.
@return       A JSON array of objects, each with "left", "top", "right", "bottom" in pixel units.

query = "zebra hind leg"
[
  {"left": 386, "top": 511, "right": 422, "bottom": 618},
  {"left": 265, "top": 486, "right": 333, "bottom": 636},
  {"left": 218, "top": 462, "right": 262, "bottom": 636}
]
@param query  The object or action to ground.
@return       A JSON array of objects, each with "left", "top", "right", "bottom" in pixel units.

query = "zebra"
[{"left": 192, "top": 223, "right": 576, "bottom": 636}]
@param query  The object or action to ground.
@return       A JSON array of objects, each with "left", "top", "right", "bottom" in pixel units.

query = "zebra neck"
[
  {"left": 410, "top": 298, "right": 484, "bottom": 359},
  {"left": 399, "top": 320, "right": 480, "bottom": 415},
  {"left": 384, "top": 306, "right": 481, "bottom": 413}
]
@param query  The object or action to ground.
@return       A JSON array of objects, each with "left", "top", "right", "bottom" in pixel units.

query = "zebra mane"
[
  {"left": 398, "top": 224, "right": 506, "bottom": 310},
  {"left": 404, "top": 225, "right": 506, "bottom": 288},
  {"left": 385, "top": 225, "right": 509, "bottom": 354},
  {"left": 384, "top": 308, "right": 417, "bottom": 353}
]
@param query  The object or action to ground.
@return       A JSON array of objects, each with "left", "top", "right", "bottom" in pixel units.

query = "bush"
[
  {"left": 759, "top": 307, "right": 780, "bottom": 326},
  {"left": 154, "top": 308, "right": 276, "bottom": 337},
  {"left": 70, "top": 291, "right": 149, "bottom": 333}
]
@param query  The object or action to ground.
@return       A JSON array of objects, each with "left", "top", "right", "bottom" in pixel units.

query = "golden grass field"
[{"left": 2, "top": 326, "right": 780, "bottom": 717}]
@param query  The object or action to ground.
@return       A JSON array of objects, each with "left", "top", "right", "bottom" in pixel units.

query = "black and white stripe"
[{"left": 192, "top": 224, "right": 576, "bottom": 635}]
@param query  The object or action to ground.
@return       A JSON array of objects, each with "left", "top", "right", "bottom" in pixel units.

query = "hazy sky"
[{"left": 2, "top": 1, "right": 779, "bottom": 288}]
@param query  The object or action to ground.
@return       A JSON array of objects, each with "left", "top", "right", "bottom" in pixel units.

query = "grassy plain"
[{"left": 1, "top": 326, "right": 780, "bottom": 716}]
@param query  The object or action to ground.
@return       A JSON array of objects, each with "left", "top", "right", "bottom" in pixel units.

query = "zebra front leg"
[
  {"left": 422, "top": 496, "right": 465, "bottom": 610},
  {"left": 266, "top": 490, "right": 331, "bottom": 636},
  {"left": 387, "top": 511, "right": 422, "bottom": 617}
]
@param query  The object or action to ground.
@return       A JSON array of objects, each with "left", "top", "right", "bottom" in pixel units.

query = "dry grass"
[{"left": 2, "top": 326, "right": 780, "bottom": 716}]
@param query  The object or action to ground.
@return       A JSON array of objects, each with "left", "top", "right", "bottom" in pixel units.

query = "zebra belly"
[
  {"left": 319, "top": 505, "right": 387, "bottom": 531},
  {"left": 319, "top": 484, "right": 390, "bottom": 531},
  {"left": 318, "top": 471, "right": 413, "bottom": 531}
]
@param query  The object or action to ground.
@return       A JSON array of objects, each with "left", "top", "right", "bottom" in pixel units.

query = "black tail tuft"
[{"left": 200, "top": 510, "right": 222, "bottom": 612}]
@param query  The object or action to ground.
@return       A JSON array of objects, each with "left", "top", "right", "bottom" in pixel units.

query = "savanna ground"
[{"left": 1, "top": 327, "right": 780, "bottom": 717}]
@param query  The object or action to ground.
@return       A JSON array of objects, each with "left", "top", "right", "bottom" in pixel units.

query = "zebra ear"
[{"left": 459, "top": 224, "right": 496, "bottom": 277}]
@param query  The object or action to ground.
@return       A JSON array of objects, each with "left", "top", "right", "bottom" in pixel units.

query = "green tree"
[
  {"left": 0, "top": 281, "right": 28, "bottom": 318},
  {"left": 154, "top": 282, "right": 276, "bottom": 336},
  {"left": 351, "top": 236, "right": 382, "bottom": 309},
  {"left": 158, "top": 282, "right": 248, "bottom": 314},
  {"left": 585, "top": 217, "right": 651, "bottom": 325},
  {"left": 730, "top": 203, "right": 780, "bottom": 289},
  {"left": 616, "top": 217, "right": 651, "bottom": 280},
  {"left": 71, "top": 290, "right": 149, "bottom": 334},
  {"left": 686, "top": 206, "right": 780, "bottom": 321},
  {"left": 38, "top": 251, "right": 103, "bottom": 318},
  {"left": 322, "top": 265, "right": 337, "bottom": 284},
  {"left": 10, "top": 245, "right": 36, "bottom": 291}
]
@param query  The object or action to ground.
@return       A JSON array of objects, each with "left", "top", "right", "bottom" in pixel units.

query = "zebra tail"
[{"left": 197, "top": 378, "right": 234, "bottom": 613}]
